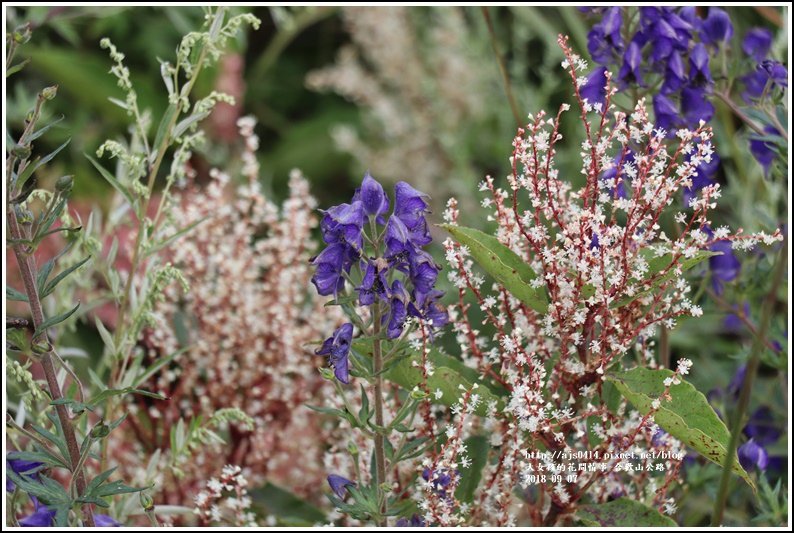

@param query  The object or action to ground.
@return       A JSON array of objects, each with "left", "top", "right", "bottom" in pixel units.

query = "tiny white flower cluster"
[{"left": 194, "top": 464, "right": 257, "bottom": 526}]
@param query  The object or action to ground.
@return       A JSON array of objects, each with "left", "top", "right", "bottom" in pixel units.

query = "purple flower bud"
[
  {"left": 661, "top": 51, "right": 686, "bottom": 94},
  {"left": 742, "top": 28, "right": 773, "bottom": 62},
  {"left": 396, "top": 514, "right": 427, "bottom": 527},
  {"left": 384, "top": 214, "right": 413, "bottom": 261},
  {"left": 385, "top": 280, "right": 409, "bottom": 339},
  {"left": 320, "top": 201, "right": 366, "bottom": 250},
  {"left": 315, "top": 323, "right": 354, "bottom": 384},
  {"left": 327, "top": 474, "right": 355, "bottom": 498},
  {"left": 743, "top": 406, "right": 781, "bottom": 446},
  {"left": 680, "top": 86, "right": 714, "bottom": 127},
  {"left": 409, "top": 250, "right": 441, "bottom": 296},
  {"left": 310, "top": 243, "right": 355, "bottom": 296},
  {"left": 356, "top": 172, "right": 389, "bottom": 220},
  {"left": 688, "top": 43, "right": 713, "bottom": 87},
  {"left": 19, "top": 506, "right": 56, "bottom": 527},
  {"left": 618, "top": 41, "right": 644, "bottom": 86},
  {"left": 394, "top": 182, "right": 432, "bottom": 246},
  {"left": 580, "top": 67, "right": 608, "bottom": 106},
  {"left": 727, "top": 363, "right": 747, "bottom": 399},
  {"left": 759, "top": 60, "right": 788, "bottom": 89},
  {"left": 700, "top": 8, "right": 733, "bottom": 45},
  {"left": 653, "top": 94, "right": 680, "bottom": 133},
  {"left": 358, "top": 258, "right": 390, "bottom": 306},
  {"left": 738, "top": 439, "right": 769, "bottom": 471}
]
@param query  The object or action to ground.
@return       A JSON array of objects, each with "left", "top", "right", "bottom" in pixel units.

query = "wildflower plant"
[
  {"left": 310, "top": 173, "right": 449, "bottom": 525},
  {"left": 409, "top": 36, "right": 782, "bottom": 526}
]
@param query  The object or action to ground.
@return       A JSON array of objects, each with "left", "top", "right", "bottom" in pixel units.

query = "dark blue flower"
[
  {"left": 653, "top": 94, "right": 680, "bottom": 132},
  {"left": 589, "top": 232, "right": 600, "bottom": 250},
  {"left": 310, "top": 243, "right": 355, "bottom": 296},
  {"left": 709, "top": 239, "right": 740, "bottom": 294},
  {"left": 699, "top": 8, "right": 733, "bottom": 46},
  {"left": 394, "top": 182, "right": 432, "bottom": 246},
  {"left": 750, "top": 126, "right": 783, "bottom": 175},
  {"left": 680, "top": 86, "right": 714, "bottom": 126},
  {"left": 408, "top": 250, "right": 441, "bottom": 297},
  {"left": 384, "top": 214, "right": 414, "bottom": 263},
  {"left": 396, "top": 514, "right": 427, "bottom": 527},
  {"left": 618, "top": 41, "right": 644, "bottom": 86},
  {"left": 19, "top": 506, "right": 56, "bottom": 527},
  {"left": 688, "top": 43, "right": 713, "bottom": 87},
  {"left": 316, "top": 323, "right": 354, "bottom": 384},
  {"left": 422, "top": 467, "right": 458, "bottom": 495},
  {"left": 661, "top": 51, "right": 686, "bottom": 94},
  {"left": 743, "top": 28, "right": 773, "bottom": 61},
  {"left": 408, "top": 289, "right": 448, "bottom": 330},
  {"left": 385, "top": 280, "right": 409, "bottom": 339},
  {"left": 743, "top": 406, "right": 781, "bottom": 446},
  {"left": 320, "top": 201, "right": 366, "bottom": 250},
  {"left": 358, "top": 258, "right": 390, "bottom": 306},
  {"left": 587, "top": 7, "right": 624, "bottom": 65},
  {"left": 580, "top": 67, "right": 608, "bottom": 106},
  {"left": 95, "top": 515, "right": 122, "bottom": 527},
  {"left": 760, "top": 60, "right": 788, "bottom": 89},
  {"left": 724, "top": 301, "right": 750, "bottom": 332},
  {"left": 6, "top": 458, "right": 44, "bottom": 493},
  {"left": 355, "top": 172, "right": 389, "bottom": 221},
  {"left": 738, "top": 439, "right": 769, "bottom": 471},
  {"left": 327, "top": 474, "right": 355, "bottom": 498},
  {"left": 727, "top": 363, "right": 747, "bottom": 399}
]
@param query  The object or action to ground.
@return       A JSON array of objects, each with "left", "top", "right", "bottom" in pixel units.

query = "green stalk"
[{"left": 711, "top": 240, "right": 787, "bottom": 525}]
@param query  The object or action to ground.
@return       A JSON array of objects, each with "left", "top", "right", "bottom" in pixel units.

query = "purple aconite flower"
[
  {"left": 653, "top": 94, "right": 680, "bottom": 133},
  {"left": 384, "top": 214, "right": 414, "bottom": 262},
  {"left": 680, "top": 86, "right": 714, "bottom": 126},
  {"left": 385, "top": 280, "right": 410, "bottom": 339},
  {"left": 327, "top": 474, "right": 354, "bottom": 498},
  {"left": 355, "top": 172, "right": 389, "bottom": 221},
  {"left": 394, "top": 181, "right": 432, "bottom": 246},
  {"left": 738, "top": 439, "right": 769, "bottom": 471},
  {"left": 708, "top": 239, "right": 740, "bottom": 294},
  {"left": 316, "top": 323, "right": 354, "bottom": 384},
  {"left": 6, "top": 458, "right": 44, "bottom": 493},
  {"left": 19, "top": 506, "right": 56, "bottom": 528},
  {"left": 743, "top": 28, "right": 773, "bottom": 62},
  {"left": 310, "top": 243, "right": 355, "bottom": 296},
  {"left": 688, "top": 43, "right": 713, "bottom": 88},
  {"left": 699, "top": 7, "right": 733, "bottom": 46},
  {"left": 618, "top": 41, "right": 644, "bottom": 86},
  {"left": 661, "top": 51, "right": 686, "bottom": 94},
  {"left": 759, "top": 60, "right": 788, "bottom": 89},
  {"left": 580, "top": 67, "right": 608, "bottom": 106},
  {"left": 396, "top": 514, "right": 427, "bottom": 527},
  {"left": 743, "top": 406, "right": 781, "bottom": 446},
  {"left": 749, "top": 126, "right": 783, "bottom": 176},
  {"left": 358, "top": 259, "right": 390, "bottom": 306},
  {"left": 727, "top": 363, "right": 747, "bottom": 399},
  {"left": 320, "top": 201, "right": 366, "bottom": 250},
  {"left": 587, "top": 7, "right": 623, "bottom": 65}
]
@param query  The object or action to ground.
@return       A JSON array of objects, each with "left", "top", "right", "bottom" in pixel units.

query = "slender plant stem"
[
  {"left": 711, "top": 240, "right": 787, "bottom": 525},
  {"left": 372, "top": 302, "right": 388, "bottom": 527},
  {"left": 481, "top": 7, "right": 522, "bottom": 128},
  {"left": 6, "top": 211, "right": 95, "bottom": 527}
]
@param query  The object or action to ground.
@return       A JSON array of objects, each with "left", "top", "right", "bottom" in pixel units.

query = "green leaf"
[
  {"left": 577, "top": 498, "right": 676, "bottom": 526},
  {"left": 441, "top": 224, "right": 547, "bottom": 313},
  {"left": 172, "top": 110, "right": 211, "bottom": 139},
  {"left": 152, "top": 103, "right": 178, "bottom": 158},
  {"left": 87, "top": 387, "right": 167, "bottom": 407},
  {"left": 6, "top": 57, "right": 31, "bottom": 77},
  {"left": 6, "top": 286, "right": 29, "bottom": 302},
  {"left": 28, "top": 115, "right": 65, "bottom": 143},
  {"left": 250, "top": 483, "right": 326, "bottom": 526},
  {"left": 144, "top": 217, "right": 207, "bottom": 258},
  {"left": 378, "top": 343, "right": 506, "bottom": 417},
  {"left": 41, "top": 256, "right": 91, "bottom": 298},
  {"left": 86, "top": 154, "right": 134, "bottom": 205},
  {"left": 34, "top": 302, "right": 81, "bottom": 339},
  {"left": 613, "top": 250, "right": 718, "bottom": 308},
  {"left": 17, "top": 139, "right": 71, "bottom": 189},
  {"left": 606, "top": 367, "right": 754, "bottom": 490},
  {"left": 455, "top": 435, "right": 489, "bottom": 503}
]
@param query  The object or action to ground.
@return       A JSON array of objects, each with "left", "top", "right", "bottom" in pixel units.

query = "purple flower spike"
[
  {"left": 700, "top": 8, "right": 733, "bottom": 46},
  {"left": 357, "top": 172, "right": 389, "bottom": 220},
  {"left": 743, "top": 28, "right": 773, "bottom": 62},
  {"left": 311, "top": 243, "right": 354, "bottom": 296},
  {"left": 327, "top": 474, "right": 355, "bottom": 498},
  {"left": 743, "top": 406, "right": 781, "bottom": 446},
  {"left": 580, "top": 67, "right": 608, "bottom": 106},
  {"left": 738, "top": 439, "right": 769, "bottom": 471},
  {"left": 587, "top": 7, "right": 624, "bottom": 65},
  {"left": 316, "top": 323, "right": 354, "bottom": 384}
]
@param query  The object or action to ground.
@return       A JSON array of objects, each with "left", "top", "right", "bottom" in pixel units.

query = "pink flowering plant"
[{"left": 310, "top": 35, "right": 784, "bottom": 527}]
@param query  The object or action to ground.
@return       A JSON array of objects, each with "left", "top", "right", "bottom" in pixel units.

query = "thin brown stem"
[{"left": 372, "top": 302, "right": 388, "bottom": 527}]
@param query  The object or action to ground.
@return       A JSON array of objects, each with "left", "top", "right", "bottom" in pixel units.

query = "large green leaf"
[
  {"left": 606, "top": 367, "right": 754, "bottom": 490},
  {"left": 381, "top": 345, "right": 505, "bottom": 417},
  {"left": 441, "top": 224, "right": 547, "bottom": 313},
  {"left": 250, "top": 483, "right": 326, "bottom": 526},
  {"left": 577, "top": 498, "right": 676, "bottom": 527}
]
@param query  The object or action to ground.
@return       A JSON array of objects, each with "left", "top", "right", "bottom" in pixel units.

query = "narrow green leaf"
[
  {"left": 86, "top": 154, "right": 134, "bottom": 205},
  {"left": 455, "top": 435, "right": 489, "bottom": 503},
  {"left": 441, "top": 224, "right": 547, "bottom": 313},
  {"left": 19, "top": 139, "right": 70, "bottom": 188},
  {"left": 249, "top": 483, "right": 327, "bottom": 526},
  {"left": 87, "top": 387, "right": 167, "bottom": 407},
  {"left": 577, "top": 497, "right": 676, "bottom": 526},
  {"left": 6, "top": 57, "right": 31, "bottom": 77},
  {"left": 34, "top": 302, "right": 81, "bottom": 339},
  {"left": 6, "top": 286, "right": 29, "bottom": 302},
  {"left": 151, "top": 103, "right": 178, "bottom": 159},
  {"left": 172, "top": 110, "right": 211, "bottom": 139},
  {"left": 132, "top": 346, "right": 188, "bottom": 387},
  {"left": 606, "top": 367, "right": 754, "bottom": 490},
  {"left": 41, "top": 256, "right": 91, "bottom": 298},
  {"left": 145, "top": 217, "right": 207, "bottom": 258},
  {"left": 27, "top": 115, "right": 65, "bottom": 142}
]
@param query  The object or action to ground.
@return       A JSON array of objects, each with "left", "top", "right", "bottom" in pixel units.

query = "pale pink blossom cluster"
[{"left": 421, "top": 36, "right": 782, "bottom": 526}]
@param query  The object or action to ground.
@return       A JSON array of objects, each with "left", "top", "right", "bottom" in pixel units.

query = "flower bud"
[
  {"left": 13, "top": 25, "right": 32, "bottom": 44},
  {"left": 40, "top": 85, "right": 58, "bottom": 101},
  {"left": 11, "top": 144, "right": 31, "bottom": 160},
  {"left": 55, "top": 175, "right": 74, "bottom": 194},
  {"left": 409, "top": 387, "right": 429, "bottom": 401},
  {"left": 90, "top": 421, "right": 110, "bottom": 439},
  {"left": 139, "top": 492, "right": 155, "bottom": 512},
  {"left": 319, "top": 367, "right": 335, "bottom": 381},
  {"left": 346, "top": 441, "right": 359, "bottom": 456}
]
